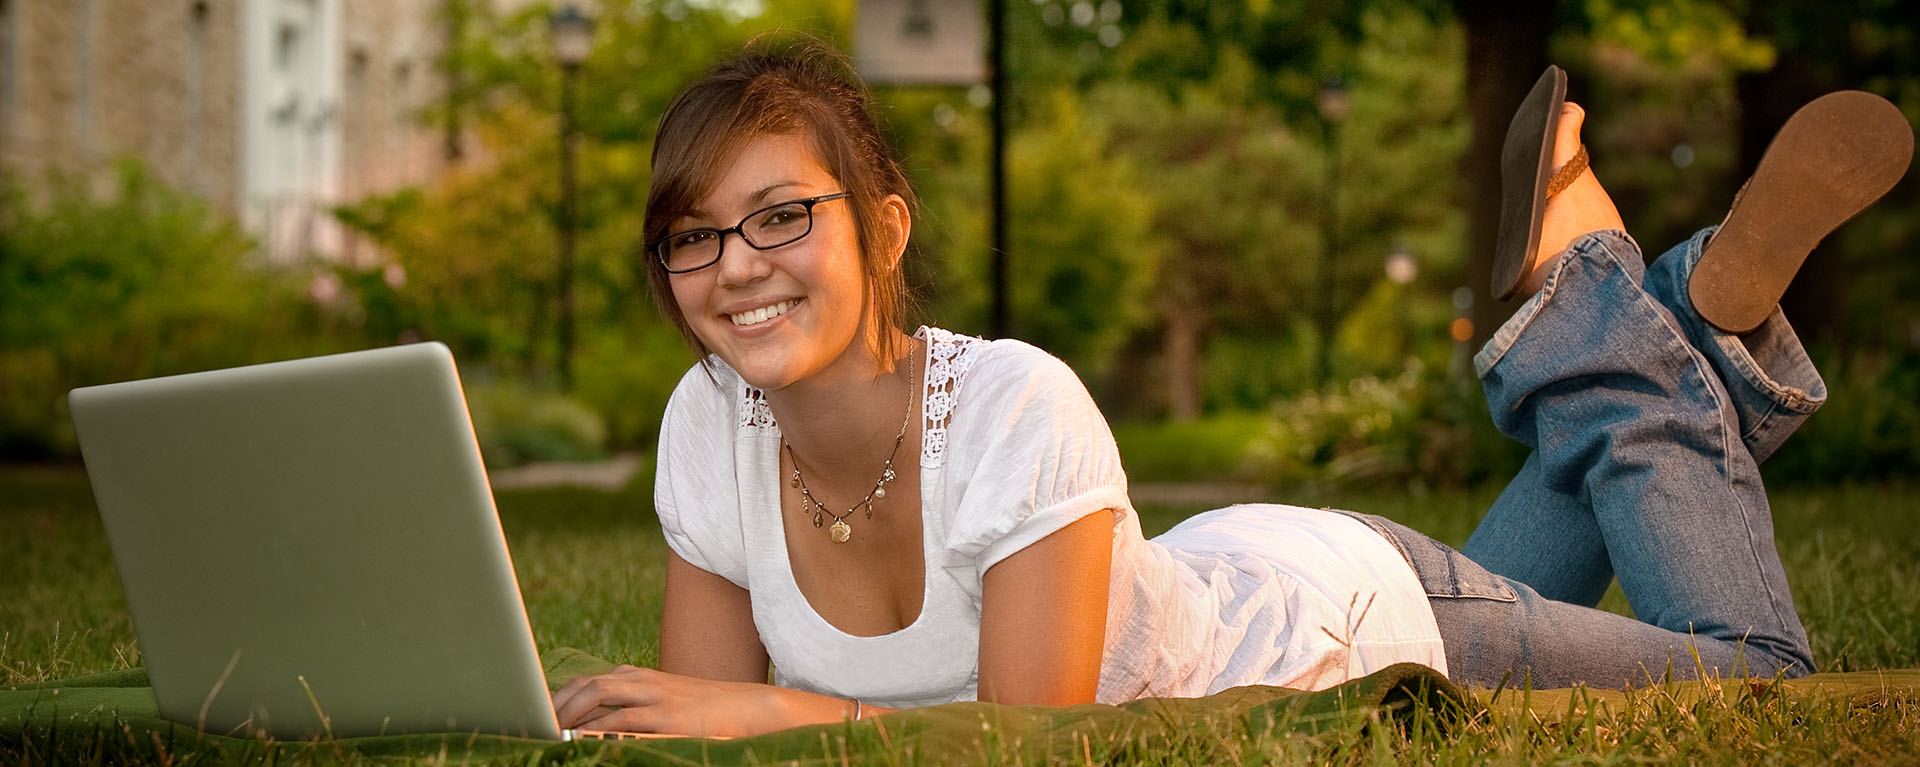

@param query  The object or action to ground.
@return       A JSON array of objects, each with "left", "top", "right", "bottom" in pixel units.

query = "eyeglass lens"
[{"left": 659, "top": 200, "right": 818, "bottom": 273}]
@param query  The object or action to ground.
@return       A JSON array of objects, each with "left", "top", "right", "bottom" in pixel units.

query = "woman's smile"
[{"left": 728, "top": 298, "right": 800, "bottom": 328}]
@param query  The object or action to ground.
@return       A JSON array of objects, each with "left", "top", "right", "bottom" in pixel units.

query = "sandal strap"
[{"left": 1545, "top": 144, "right": 1588, "bottom": 198}]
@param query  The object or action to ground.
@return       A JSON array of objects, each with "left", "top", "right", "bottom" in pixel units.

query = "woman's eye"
[
  {"left": 675, "top": 230, "right": 716, "bottom": 247},
  {"left": 757, "top": 205, "right": 807, "bottom": 229}
]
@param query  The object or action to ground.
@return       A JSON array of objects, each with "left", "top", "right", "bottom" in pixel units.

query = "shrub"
[
  {"left": 1246, "top": 362, "right": 1523, "bottom": 492},
  {"left": 0, "top": 161, "right": 326, "bottom": 458},
  {"left": 1111, "top": 412, "right": 1271, "bottom": 483},
  {"left": 1764, "top": 349, "right": 1920, "bottom": 486},
  {"left": 464, "top": 377, "right": 609, "bottom": 469}
]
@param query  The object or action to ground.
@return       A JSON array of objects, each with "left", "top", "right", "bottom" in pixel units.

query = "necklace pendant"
[
  {"left": 812, "top": 511, "right": 823, "bottom": 528},
  {"left": 829, "top": 519, "right": 852, "bottom": 543},
  {"left": 872, "top": 485, "right": 886, "bottom": 500}
]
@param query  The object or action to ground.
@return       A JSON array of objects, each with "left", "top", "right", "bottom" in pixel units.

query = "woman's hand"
[{"left": 551, "top": 664, "right": 805, "bottom": 738}]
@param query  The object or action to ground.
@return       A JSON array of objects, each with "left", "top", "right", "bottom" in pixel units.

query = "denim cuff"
[
  {"left": 1643, "top": 227, "right": 1827, "bottom": 463},
  {"left": 1474, "top": 229, "right": 1640, "bottom": 379}
]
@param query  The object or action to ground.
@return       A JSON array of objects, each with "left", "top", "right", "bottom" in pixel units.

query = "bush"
[
  {"left": 571, "top": 323, "right": 690, "bottom": 451},
  {"left": 1246, "top": 362, "right": 1523, "bottom": 492},
  {"left": 1764, "top": 349, "right": 1920, "bottom": 486},
  {"left": 1111, "top": 412, "right": 1271, "bottom": 483},
  {"left": 465, "top": 377, "right": 609, "bottom": 469},
  {"left": 0, "top": 161, "right": 331, "bottom": 459}
]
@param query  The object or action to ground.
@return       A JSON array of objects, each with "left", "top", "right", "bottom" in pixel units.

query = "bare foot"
[{"left": 1517, "top": 103, "right": 1627, "bottom": 298}]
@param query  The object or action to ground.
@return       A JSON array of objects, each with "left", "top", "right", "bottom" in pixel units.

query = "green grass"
[{"left": 4, "top": 465, "right": 1918, "bottom": 764}]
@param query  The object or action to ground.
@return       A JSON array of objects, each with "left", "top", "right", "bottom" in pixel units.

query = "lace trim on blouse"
[
  {"left": 738, "top": 380, "right": 779, "bottom": 434},
  {"left": 733, "top": 327, "right": 987, "bottom": 469},
  {"left": 919, "top": 327, "right": 983, "bottom": 469}
]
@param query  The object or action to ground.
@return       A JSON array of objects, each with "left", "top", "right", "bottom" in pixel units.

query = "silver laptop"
[{"left": 69, "top": 343, "right": 564, "bottom": 740}]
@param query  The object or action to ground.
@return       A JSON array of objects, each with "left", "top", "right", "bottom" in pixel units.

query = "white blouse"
[{"left": 654, "top": 327, "right": 1447, "bottom": 707}]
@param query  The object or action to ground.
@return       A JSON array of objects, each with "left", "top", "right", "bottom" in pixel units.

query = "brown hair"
[{"left": 643, "top": 36, "right": 917, "bottom": 371}]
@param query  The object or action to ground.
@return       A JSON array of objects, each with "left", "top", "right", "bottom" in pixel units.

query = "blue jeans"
[{"left": 1354, "top": 228, "right": 1822, "bottom": 689}]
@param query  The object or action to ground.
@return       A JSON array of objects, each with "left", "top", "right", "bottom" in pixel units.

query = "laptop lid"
[{"left": 69, "top": 342, "right": 562, "bottom": 740}]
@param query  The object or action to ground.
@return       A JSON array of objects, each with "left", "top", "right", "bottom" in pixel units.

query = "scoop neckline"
[{"left": 765, "top": 340, "right": 937, "bottom": 641}]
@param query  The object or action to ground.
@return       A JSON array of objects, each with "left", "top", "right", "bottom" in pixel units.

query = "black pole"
[
  {"left": 988, "top": 0, "right": 1009, "bottom": 339},
  {"left": 557, "top": 64, "right": 579, "bottom": 390}
]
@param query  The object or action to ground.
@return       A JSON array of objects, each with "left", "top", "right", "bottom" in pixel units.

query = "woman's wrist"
[{"left": 765, "top": 685, "right": 890, "bottom": 729}]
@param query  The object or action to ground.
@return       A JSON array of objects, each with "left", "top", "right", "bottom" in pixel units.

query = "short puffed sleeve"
[
  {"left": 653, "top": 363, "right": 750, "bottom": 587},
  {"left": 938, "top": 341, "right": 1133, "bottom": 592}
]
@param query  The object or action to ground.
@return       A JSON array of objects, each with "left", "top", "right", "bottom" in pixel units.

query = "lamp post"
[
  {"left": 1316, "top": 78, "right": 1348, "bottom": 387},
  {"left": 1385, "top": 243, "right": 1417, "bottom": 358},
  {"left": 549, "top": 3, "right": 592, "bottom": 389}
]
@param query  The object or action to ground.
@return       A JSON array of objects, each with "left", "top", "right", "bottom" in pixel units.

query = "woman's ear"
[{"left": 880, "top": 193, "right": 911, "bottom": 271}]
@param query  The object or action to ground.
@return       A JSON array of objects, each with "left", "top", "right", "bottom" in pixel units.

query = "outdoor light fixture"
[
  {"left": 1317, "top": 78, "right": 1349, "bottom": 124},
  {"left": 549, "top": 4, "right": 594, "bottom": 69},
  {"left": 549, "top": 2, "right": 594, "bottom": 388}
]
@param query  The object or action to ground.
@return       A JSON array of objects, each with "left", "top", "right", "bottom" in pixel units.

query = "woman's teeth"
[{"left": 730, "top": 299, "right": 795, "bottom": 326}]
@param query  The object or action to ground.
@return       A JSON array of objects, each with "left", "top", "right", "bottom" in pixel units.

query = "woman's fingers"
[
  {"left": 550, "top": 668, "right": 660, "bottom": 729},
  {"left": 571, "top": 703, "right": 663, "bottom": 734}
]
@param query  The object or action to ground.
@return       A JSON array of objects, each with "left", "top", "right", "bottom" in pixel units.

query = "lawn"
[{"left": 3, "top": 464, "right": 1917, "bottom": 765}]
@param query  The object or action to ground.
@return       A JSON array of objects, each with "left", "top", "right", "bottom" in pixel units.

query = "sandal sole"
[
  {"left": 1492, "top": 66, "right": 1566, "bottom": 301},
  {"left": 1690, "top": 90, "right": 1913, "bottom": 333}
]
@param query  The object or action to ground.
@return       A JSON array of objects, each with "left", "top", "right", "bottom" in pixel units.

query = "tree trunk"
[
  {"left": 1162, "top": 294, "right": 1202, "bottom": 421},
  {"left": 1457, "top": 0, "right": 1557, "bottom": 349}
]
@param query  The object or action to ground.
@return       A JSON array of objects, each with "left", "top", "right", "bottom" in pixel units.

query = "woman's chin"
[{"left": 713, "top": 351, "right": 801, "bottom": 392}]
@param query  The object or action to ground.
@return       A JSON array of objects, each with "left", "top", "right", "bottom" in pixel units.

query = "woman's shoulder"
[
  {"left": 920, "top": 326, "right": 1083, "bottom": 399},
  {"left": 665, "top": 356, "right": 742, "bottom": 407},
  {"left": 919, "top": 326, "right": 1111, "bottom": 458},
  {"left": 661, "top": 357, "right": 761, "bottom": 439}
]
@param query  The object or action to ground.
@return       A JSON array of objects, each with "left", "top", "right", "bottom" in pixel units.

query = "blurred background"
[{"left": 4, "top": 0, "right": 1917, "bottom": 492}]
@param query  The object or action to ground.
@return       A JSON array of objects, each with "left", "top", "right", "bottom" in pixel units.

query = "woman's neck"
[{"left": 763, "top": 329, "right": 918, "bottom": 477}]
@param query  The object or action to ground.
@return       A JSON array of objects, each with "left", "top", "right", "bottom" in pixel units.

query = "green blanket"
[
  {"left": 0, "top": 650, "right": 1469, "bottom": 765},
  {"left": 10, "top": 652, "right": 1916, "bottom": 765}
]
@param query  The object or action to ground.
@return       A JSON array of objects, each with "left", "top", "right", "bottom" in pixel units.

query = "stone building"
[{"left": 0, "top": 0, "right": 461, "bottom": 264}]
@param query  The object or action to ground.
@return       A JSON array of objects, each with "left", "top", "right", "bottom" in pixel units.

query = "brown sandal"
[
  {"left": 1493, "top": 66, "right": 1579, "bottom": 301},
  {"left": 1690, "top": 90, "right": 1913, "bottom": 333}
]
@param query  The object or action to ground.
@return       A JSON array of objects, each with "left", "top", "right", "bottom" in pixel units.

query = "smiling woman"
[{"left": 546, "top": 36, "right": 1913, "bottom": 741}]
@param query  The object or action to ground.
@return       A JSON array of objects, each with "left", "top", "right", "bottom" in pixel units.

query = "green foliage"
[
  {"left": 1251, "top": 366, "right": 1429, "bottom": 487},
  {"left": 0, "top": 161, "right": 327, "bottom": 458},
  {"left": 1002, "top": 93, "right": 1165, "bottom": 375},
  {"left": 1582, "top": 0, "right": 1776, "bottom": 71},
  {"left": 1046, "top": 4, "right": 1471, "bottom": 415},
  {"left": 1764, "top": 350, "right": 1920, "bottom": 487},
  {"left": 465, "top": 378, "right": 609, "bottom": 469},
  {"left": 1111, "top": 412, "right": 1271, "bottom": 483},
  {"left": 571, "top": 322, "right": 688, "bottom": 449},
  {"left": 338, "top": 1, "right": 854, "bottom": 453},
  {"left": 1247, "top": 362, "right": 1523, "bottom": 491}
]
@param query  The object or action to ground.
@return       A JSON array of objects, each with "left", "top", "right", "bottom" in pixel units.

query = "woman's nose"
[{"left": 712, "top": 232, "right": 774, "bottom": 286}]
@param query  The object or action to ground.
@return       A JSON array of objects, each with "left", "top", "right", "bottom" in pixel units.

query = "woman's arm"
[
  {"left": 658, "top": 549, "right": 768, "bottom": 681},
  {"left": 551, "top": 550, "right": 900, "bottom": 737},
  {"left": 976, "top": 510, "right": 1114, "bottom": 704}
]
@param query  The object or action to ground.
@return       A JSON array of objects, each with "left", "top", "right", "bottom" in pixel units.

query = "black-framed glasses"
[{"left": 653, "top": 192, "right": 852, "bottom": 274}]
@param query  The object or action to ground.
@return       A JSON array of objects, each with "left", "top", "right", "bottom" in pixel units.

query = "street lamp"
[
  {"left": 1385, "top": 244, "right": 1417, "bottom": 359},
  {"left": 549, "top": 2, "right": 592, "bottom": 389},
  {"left": 1316, "top": 77, "right": 1347, "bottom": 386}
]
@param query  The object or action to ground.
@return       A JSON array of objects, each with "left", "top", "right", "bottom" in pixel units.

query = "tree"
[{"left": 1455, "top": 0, "right": 1557, "bottom": 348}]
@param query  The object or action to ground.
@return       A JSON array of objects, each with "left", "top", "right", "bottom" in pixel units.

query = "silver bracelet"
[{"left": 848, "top": 697, "right": 862, "bottom": 721}]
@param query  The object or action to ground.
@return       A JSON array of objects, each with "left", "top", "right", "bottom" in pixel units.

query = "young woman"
[{"left": 549, "top": 42, "right": 1913, "bottom": 737}]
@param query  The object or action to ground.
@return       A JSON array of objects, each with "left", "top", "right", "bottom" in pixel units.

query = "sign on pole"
[{"left": 855, "top": 0, "right": 986, "bottom": 85}]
